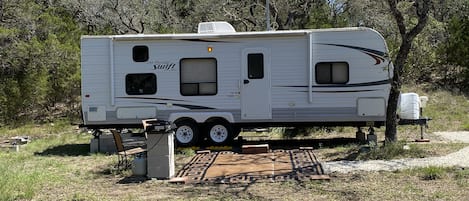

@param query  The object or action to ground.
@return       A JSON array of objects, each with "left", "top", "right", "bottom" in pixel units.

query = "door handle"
[{"left": 243, "top": 79, "right": 250, "bottom": 84}]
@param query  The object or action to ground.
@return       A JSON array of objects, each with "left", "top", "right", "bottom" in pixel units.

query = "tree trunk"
[
  {"left": 385, "top": 0, "right": 431, "bottom": 143},
  {"left": 385, "top": 41, "right": 411, "bottom": 142}
]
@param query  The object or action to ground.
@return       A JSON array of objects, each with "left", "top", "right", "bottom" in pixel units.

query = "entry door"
[{"left": 241, "top": 48, "right": 272, "bottom": 119}]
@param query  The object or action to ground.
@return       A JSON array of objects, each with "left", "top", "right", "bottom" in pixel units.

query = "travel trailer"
[{"left": 81, "top": 22, "right": 393, "bottom": 146}]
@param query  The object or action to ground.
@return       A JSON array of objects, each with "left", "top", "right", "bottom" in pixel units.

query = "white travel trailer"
[{"left": 81, "top": 22, "right": 393, "bottom": 146}]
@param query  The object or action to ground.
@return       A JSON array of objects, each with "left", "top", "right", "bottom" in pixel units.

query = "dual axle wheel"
[{"left": 174, "top": 120, "right": 238, "bottom": 146}]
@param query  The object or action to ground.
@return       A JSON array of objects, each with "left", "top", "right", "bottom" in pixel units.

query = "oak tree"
[{"left": 385, "top": 0, "right": 431, "bottom": 142}]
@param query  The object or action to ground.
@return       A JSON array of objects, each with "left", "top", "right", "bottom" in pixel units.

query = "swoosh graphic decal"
[
  {"left": 172, "top": 104, "right": 215, "bottom": 110},
  {"left": 117, "top": 97, "right": 186, "bottom": 102},
  {"left": 137, "top": 102, "right": 216, "bottom": 110},
  {"left": 275, "top": 79, "right": 391, "bottom": 88},
  {"left": 119, "top": 97, "right": 215, "bottom": 110},
  {"left": 317, "top": 43, "right": 387, "bottom": 65},
  {"left": 296, "top": 89, "right": 380, "bottom": 93},
  {"left": 180, "top": 39, "right": 230, "bottom": 43}
]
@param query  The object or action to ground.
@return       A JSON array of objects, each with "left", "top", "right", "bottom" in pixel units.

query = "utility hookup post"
[{"left": 415, "top": 96, "right": 430, "bottom": 143}]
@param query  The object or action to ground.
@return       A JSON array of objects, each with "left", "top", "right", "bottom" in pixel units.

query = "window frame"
[
  {"left": 315, "top": 62, "right": 349, "bottom": 84},
  {"left": 179, "top": 57, "right": 218, "bottom": 96},
  {"left": 132, "top": 45, "right": 149, "bottom": 62},
  {"left": 247, "top": 53, "right": 264, "bottom": 79},
  {"left": 125, "top": 73, "right": 157, "bottom": 95}
]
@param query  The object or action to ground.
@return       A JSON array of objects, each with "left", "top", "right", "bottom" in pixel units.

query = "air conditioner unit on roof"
[{"left": 197, "top": 21, "right": 236, "bottom": 34}]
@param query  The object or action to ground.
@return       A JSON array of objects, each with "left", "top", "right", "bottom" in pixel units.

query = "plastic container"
[
  {"left": 399, "top": 93, "right": 420, "bottom": 120},
  {"left": 132, "top": 156, "right": 147, "bottom": 176}
]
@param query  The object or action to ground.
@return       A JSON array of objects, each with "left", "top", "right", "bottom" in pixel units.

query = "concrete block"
[
  {"left": 367, "top": 134, "right": 377, "bottom": 145},
  {"left": 90, "top": 138, "right": 99, "bottom": 153},
  {"left": 356, "top": 131, "right": 366, "bottom": 144},
  {"left": 99, "top": 134, "right": 117, "bottom": 153}
]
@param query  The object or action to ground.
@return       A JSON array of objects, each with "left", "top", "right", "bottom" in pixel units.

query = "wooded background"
[{"left": 0, "top": 0, "right": 467, "bottom": 125}]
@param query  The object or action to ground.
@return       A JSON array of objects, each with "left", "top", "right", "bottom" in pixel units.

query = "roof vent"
[{"left": 197, "top": 21, "right": 236, "bottom": 34}]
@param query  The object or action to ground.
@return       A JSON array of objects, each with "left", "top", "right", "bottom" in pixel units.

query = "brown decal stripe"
[{"left": 317, "top": 43, "right": 387, "bottom": 65}]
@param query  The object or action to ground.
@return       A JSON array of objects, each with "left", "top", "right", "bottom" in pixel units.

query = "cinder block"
[
  {"left": 242, "top": 144, "right": 269, "bottom": 154},
  {"left": 90, "top": 138, "right": 99, "bottom": 153},
  {"left": 367, "top": 134, "right": 377, "bottom": 145},
  {"left": 99, "top": 134, "right": 117, "bottom": 153},
  {"left": 356, "top": 131, "right": 366, "bottom": 144}
]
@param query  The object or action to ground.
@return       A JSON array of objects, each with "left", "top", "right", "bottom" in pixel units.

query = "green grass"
[
  {"left": 0, "top": 146, "right": 66, "bottom": 200},
  {"left": 420, "top": 166, "right": 446, "bottom": 180},
  {"left": 0, "top": 123, "right": 94, "bottom": 200}
]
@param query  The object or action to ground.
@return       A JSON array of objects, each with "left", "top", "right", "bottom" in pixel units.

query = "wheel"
[
  {"left": 207, "top": 121, "right": 233, "bottom": 145},
  {"left": 174, "top": 120, "right": 199, "bottom": 146}
]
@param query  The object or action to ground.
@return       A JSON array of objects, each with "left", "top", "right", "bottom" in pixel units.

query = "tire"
[
  {"left": 233, "top": 127, "right": 241, "bottom": 139},
  {"left": 207, "top": 121, "right": 233, "bottom": 145},
  {"left": 174, "top": 120, "right": 199, "bottom": 146}
]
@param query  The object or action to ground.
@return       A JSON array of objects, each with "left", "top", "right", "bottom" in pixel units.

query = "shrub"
[{"left": 420, "top": 166, "right": 445, "bottom": 180}]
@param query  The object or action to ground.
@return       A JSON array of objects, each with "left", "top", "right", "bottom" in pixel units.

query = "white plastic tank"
[{"left": 399, "top": 93, "right": 420, "bottom": 120}]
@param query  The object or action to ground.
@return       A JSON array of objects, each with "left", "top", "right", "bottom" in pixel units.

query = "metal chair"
[{"left": 111, "top": 130, "right": 146, "bottom": 170}]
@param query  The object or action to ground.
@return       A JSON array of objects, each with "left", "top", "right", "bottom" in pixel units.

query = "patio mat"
[{"left": 175, "top": 149, "right": 329, "bottom": 184}]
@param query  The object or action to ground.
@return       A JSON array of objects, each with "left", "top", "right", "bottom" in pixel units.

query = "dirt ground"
[{"left": 29, "top": 131, "right": 469, "bottom": 200}]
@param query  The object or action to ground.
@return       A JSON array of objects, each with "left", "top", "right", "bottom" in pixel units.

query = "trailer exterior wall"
[{"left": 81, "top": 27, "right": 391, "bottom": 128}]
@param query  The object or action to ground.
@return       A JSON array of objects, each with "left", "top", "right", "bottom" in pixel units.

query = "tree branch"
[
  {"left": 406, "top": 0, "right": 431, "bottom": 40},
  {"left": 387, "top": 0, "right": 406, "bottom": 37}
]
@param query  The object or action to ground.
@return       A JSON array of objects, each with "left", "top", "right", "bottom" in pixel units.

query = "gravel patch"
[
  {"left": 323, "top": 131, "right": 469, "bottom": 173},
  {"left": 433, "top": 131, "right": 469, "bottom": 143}
]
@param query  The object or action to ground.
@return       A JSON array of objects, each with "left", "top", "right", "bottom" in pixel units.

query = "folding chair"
[{"left": 111, "top": 130, "right": 146, "bottom": 170}]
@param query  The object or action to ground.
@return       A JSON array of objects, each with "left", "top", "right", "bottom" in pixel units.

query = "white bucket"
[
  {"left": 399, "top": 93, "right": 420, "bottom": 120},
  {"left": 132, "top": 156, "right": 147, "bottom": 176}
]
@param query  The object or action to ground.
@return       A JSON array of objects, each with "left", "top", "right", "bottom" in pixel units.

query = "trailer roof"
[{"left": 82, "top": 27, "right": 375, "bottom": 41}]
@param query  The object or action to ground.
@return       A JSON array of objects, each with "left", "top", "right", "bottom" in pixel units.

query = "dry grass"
[
  {"left": 402, "top": 85, "right": 469, "bottom": 132},
  {"left": 32, "top": 166, "right": 469, "bottom": 201},
  {"left": 0, "top": 123, "right": 468, "bottom": 201},
  {"left": 1, "top": 86, "right": 468, "bottom": 200}
]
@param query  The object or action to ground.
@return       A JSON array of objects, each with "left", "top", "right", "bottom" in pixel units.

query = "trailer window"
[
  {"left": 180, "top": 58, "right": 217, "bottom": 96},
  {"left": 315, "top": 62, "right": 349, "bottom": 84},
  {"left": 133, "top": 46, "right": 149, "bottom": 62},
  {"left": 248, "top": 53, "right": 264, "bottom": 79},
  {"left": 126, "top": 73, "right": 157, "bottom": 95}
]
